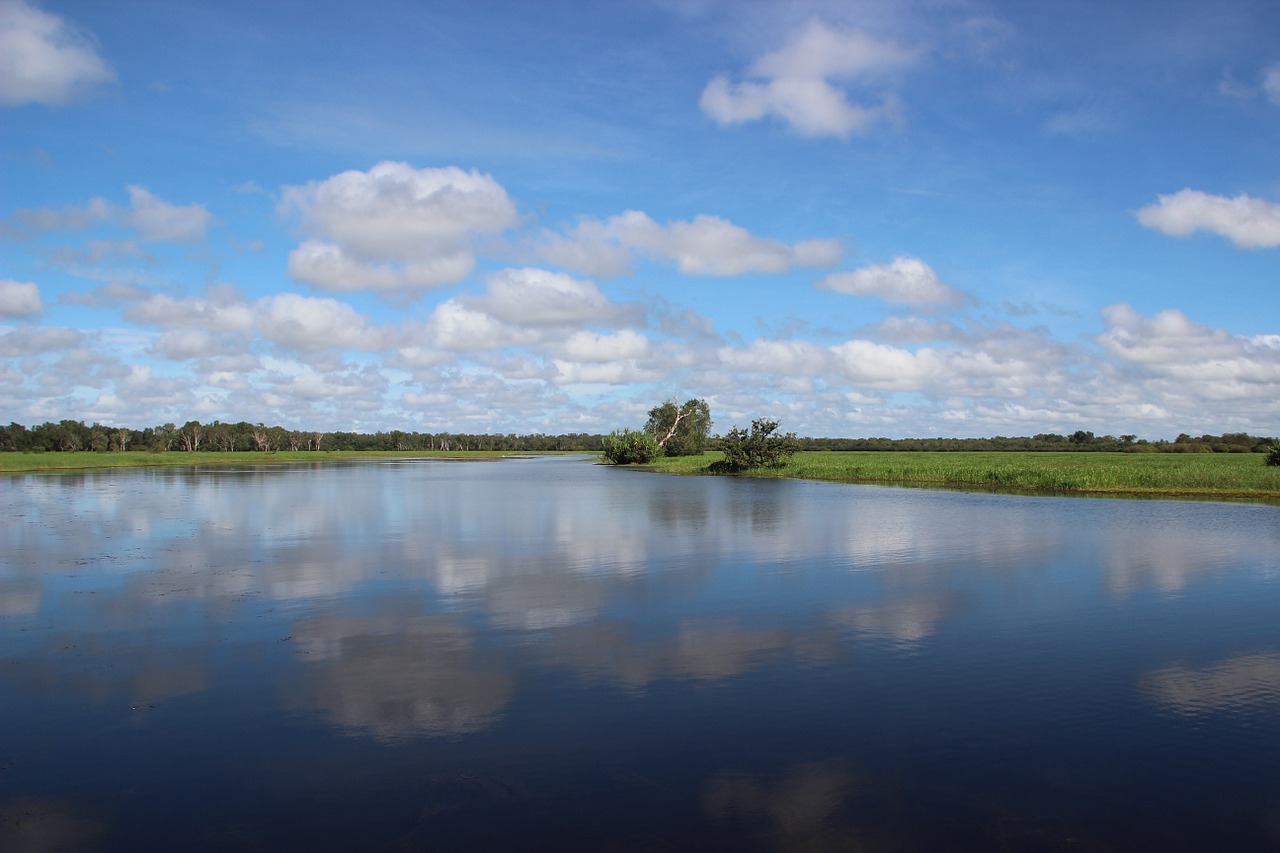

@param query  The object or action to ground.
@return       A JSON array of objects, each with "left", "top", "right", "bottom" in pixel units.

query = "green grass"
[
  {"left": 10, "top": 449, "right": 1279, "bottom": 503},
  {"left": 642, "top": 451, "right": 1280, "bottom": 502},
  {"left": 0, "top": 449, "right": 538, "bottom": 473}
]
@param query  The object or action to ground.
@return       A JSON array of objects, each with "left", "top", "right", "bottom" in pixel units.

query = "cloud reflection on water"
[
  {"left": 703, "top": 761, "right": 866, "bottom": 851},
  {"left": 1142, "top": 653, "right": 1280, "bottom": 715},
  {"left": 286, "top": 612, "right": 515, "bottom": 741},
  {"left": 2, "top": 460, "right": 1277, "bottom": 744}
]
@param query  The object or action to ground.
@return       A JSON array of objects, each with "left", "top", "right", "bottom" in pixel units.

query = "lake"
[{"left": 2, "top": 455, "right": 1279, "bottom": 851}]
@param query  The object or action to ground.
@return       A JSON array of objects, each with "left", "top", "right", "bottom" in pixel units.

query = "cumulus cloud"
[
  {"left": 420, "top": 299, "right": 540, "bottom": 352},
  {"left": 1096, "top": 303, "right": 1280, "bottom": 387},
  {"left": 868, "top": 316, "right": 968, "bottom": 343},
  {"left": 124, "top": 186, "right": 211, "bottom": 243},
  {"left": 282, "top": 162, "right": 518, "bottom": 294},
  {"left": 1135, "top": 189, "right": 1280, "bottom": 249},
  {"left": 556, "top": 329, "right": 650, "bottom": 363},
  {"left": 700, "top": 20, "right": 918, "bottom": 138},
  {"left": 150, "top": 329, "right": 243, "bottom": 361},
  {"left": 472, "top": 267, "right": 637, "bottom": 328},
  {"left": 0, "top": 279, "right": 42, "bottom": 317},
  {"left": 5, "top": 186, "right": 210, "bottom": 243},
  {"left": 542, "top": 210, "right": 842, "bottom": 277},
  {"left": 0, "top": 325, "right": 82, "bottom": 356},
  {"left": 709, "top": 325, "right": 1064, "bottom": 403},
  {"left": 127, "top": 291, "right": 255, "bottom": 333},
  {"left": 718, "top": 339, "right": 832, "bottom": 377},
  {"left": 551, "top": 359, "right": 663, "bottom": 386},
  {"left": 256, "top": 293, "right": 391, "bottom": 351},
  {"left": 818, "top": 257, "right": 963, "bottom": 306},
  {"left": 128, "top": 288, "right": 393, "bottom": 354},
  {"left": 0, "top": 0, "right": 114, "bottom": 106}
]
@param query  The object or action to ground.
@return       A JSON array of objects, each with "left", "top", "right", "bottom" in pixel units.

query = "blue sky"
[{"left": 2, "top": 0, "right": 1278, "bottom": 438}]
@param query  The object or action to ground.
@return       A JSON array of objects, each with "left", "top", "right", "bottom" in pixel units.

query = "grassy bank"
[
  {"left": 0, "top": 449, "right": 532, "bottom": 473},
  {"left": 645, "top": 451, "right": 1280, "bottom": 502}
]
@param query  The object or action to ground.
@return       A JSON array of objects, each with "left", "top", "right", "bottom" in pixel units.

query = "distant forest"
[{"left": 1, "top": 420, "right": 1275, "bottom": 455}]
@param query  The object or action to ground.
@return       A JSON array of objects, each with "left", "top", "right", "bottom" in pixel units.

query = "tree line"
[
  {"left": 0, "top": 419, "right": 1273, "bottom": 456},
  {"left": 0, "top": 420, "right": 605, "bottom": 454},
  {"left": 795, "top": 431, "right": 1277, "bottom": 453}
]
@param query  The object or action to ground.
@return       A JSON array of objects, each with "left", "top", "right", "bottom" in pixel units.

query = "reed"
[{"left": 646, "top": 451, "right": 1280, "bottom": 501}]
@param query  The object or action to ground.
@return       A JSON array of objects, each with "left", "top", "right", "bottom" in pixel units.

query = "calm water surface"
[{"left": 2, "top": 456, "right": 1279, "bottom": 850}]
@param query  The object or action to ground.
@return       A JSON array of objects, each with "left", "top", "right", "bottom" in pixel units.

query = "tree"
[
  {"left": 601, "top": 428, "right": 662, "bottom": 465},
  {"left": 644, "top": 398, "right": 712, "bottom": 456},
  {"left": 711, "top": 418, "right": 799, "bottom": 473},
  {"left": 1267, "top": 442, "right": 1280, "bottom": 467},
  {"left": 178, "top": 421, "right": 203, "bottom": 452}
]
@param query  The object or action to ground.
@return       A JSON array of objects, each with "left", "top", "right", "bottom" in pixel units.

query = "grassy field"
[
  {"left": 644, "top": 451, "right": 1280, "bottom": 502},
  {"left": 6, "top": 449, "right": 1278, "bottom": 502},
  {"left": 0, "top": 449, "right": 532, "bottom": 473}
]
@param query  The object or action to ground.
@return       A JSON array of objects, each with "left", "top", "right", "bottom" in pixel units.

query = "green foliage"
[
  {"left": 711, "top": 418, "right": 799, "bottom": 473},
  {"left": 601, "top": 428, "right": 663, "bottom": 465},
  {"left": 1266, "top": 443, "right": 1280, "bottom": 467},
  {"left": 644, "top": 398, "right": 712, "bottom": 456}
]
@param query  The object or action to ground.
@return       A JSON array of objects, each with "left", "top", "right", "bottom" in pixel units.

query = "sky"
[{"left": 1, "top": 0, "right": 1278, "bottom": 439}]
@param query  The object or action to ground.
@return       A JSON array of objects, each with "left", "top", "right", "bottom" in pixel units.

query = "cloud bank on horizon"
[{"left": 1, "top": 0, "right": 1278, "bottom": 438}]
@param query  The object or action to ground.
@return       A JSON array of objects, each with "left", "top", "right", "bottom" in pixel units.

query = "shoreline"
[{"left": 639, "top": 450, "right": 1280, "bottom": 505}]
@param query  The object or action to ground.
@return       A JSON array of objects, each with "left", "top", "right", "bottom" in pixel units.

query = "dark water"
[{"left": 2, "top": 456, "right": 1279, "bottom": 851}]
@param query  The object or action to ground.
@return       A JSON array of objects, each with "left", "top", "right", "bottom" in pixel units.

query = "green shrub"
[
  {"left": 601, "top": 428, "right": 663, "bottom": 465},
  {"left": 711, "top": 418, "right": 799, "bottom": 473},
  {"left": 1266, "top": 442, "right": 1280, "bottom": 467}
]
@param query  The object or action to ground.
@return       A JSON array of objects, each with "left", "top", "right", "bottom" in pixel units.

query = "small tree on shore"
[
  {"left": 711, "top": 418, "right": 799, "bottom": 473},
  {"left": 1266, "top": 442, "right": 1280, "bottom": 467},
  {"left": 644, "top": 398, "right": 712, "bottom": 457}
]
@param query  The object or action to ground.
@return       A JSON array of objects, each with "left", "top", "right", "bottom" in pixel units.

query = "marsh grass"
[{"left": 645, "top": 451, "right": 1280, "bottom": 501}]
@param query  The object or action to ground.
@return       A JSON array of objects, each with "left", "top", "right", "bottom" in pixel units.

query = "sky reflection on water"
[{"left": 2, "top": 457, "right": 1280, "bottom": 850}]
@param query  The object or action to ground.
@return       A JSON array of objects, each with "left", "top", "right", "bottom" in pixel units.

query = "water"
[{"left": 1, "top": 456, "right": 1279, "bottom": 850}]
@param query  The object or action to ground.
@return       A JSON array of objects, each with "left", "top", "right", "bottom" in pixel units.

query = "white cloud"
[
  {"left": 1264, "top": 63, "right": 1280, "bottom": 105},
  {"left": 1097, "top": 303, "right": 1280, "bottom": 387},
  {"left": 389, "top": 346, "right": 451, "bottom": 371},
  {"left": 0, "top": 325, "right": 82, "bottom": 356},
  {"left": 421, "top": 299, "right": 540, "bottom": 352},
  {"left": 129, "top": 288, "right": 393, "bottom": 354},
  {"left": 869, "top": 316, "right": 968, "bottom": 343},
  {"left": 150, "top": 329, "right": 242, "bottom": 360},
  {"left": 282, "top": 162, "right": 518, "bottom": 294},
  {"left": 0, "top": 279, "right": 42, "bottom": 317},
  {"left": 700, "top": 20, "right": 918, "bottom": 138},
  {"left": 127, "top": 292, "right": 255, "bottom": 333},
  {"left": 819, "top": 257, "right": 963, "bottom": 306},
  {"left": 556, "top": 329, "right": 650, "bottom": 363},
  {"left": 261, "top": 365, "right": 382, "bottom": 402},
  {"left": 124, "top": 186, "right": 212, "bottom": 243},
  {"left": 6, "top": 186, "right": 210, "bottom": 243},
  {"left": 1135, "top": 189, "right": 1280, "bottom": 249},
  {"left": 541, "top": 210, "right": 841, "bottom": 277},
  {"left": 551, "top": 359, "right": 662, "bottom": 386},
  {"left": 286, "top": 239, "right": 475, "bottom": 294},
  {"left": 830, "top": 339, "right": 933, "bottom": 387},
  {"left": 718, "top": 339, "right": 832, "bottom": 376},
  {"left": 255, "top": 293, "right": 390, "bottom": 352},
  {"left": 473, "top": 267, "right": 634, "bottom": 328},
  {"left": 0, "top": 0, "right": 114, "bottom": 106}
]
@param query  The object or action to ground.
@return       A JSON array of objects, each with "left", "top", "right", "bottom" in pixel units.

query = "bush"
[
  {"left": 1266, "top": 442, "right": 1280, "bottom": 467},
  {"left": 601, "top": 428, "right": 663, "bottom": 465},
  {"left": 711, "top": 418, "right": 799, "bottom": 473}
]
